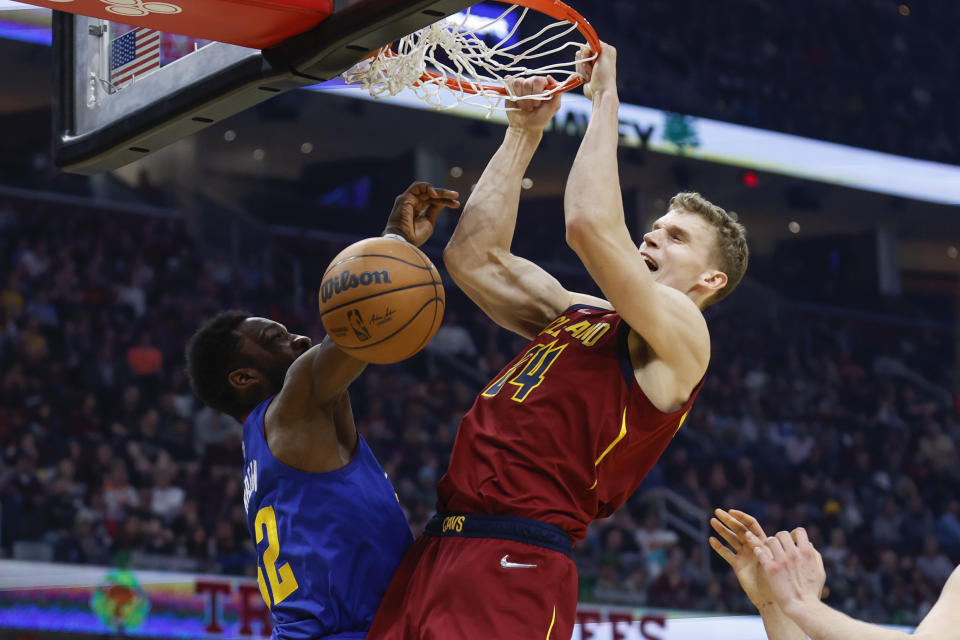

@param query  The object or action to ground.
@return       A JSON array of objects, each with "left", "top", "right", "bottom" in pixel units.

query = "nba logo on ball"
[
  {"left": 346, "top": 309, "right": 372, "bottom": 341},
  {"left": 319, "top": 237, "right": 444, "bottom": 364}
]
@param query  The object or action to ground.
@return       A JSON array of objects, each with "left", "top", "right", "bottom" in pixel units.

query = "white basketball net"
[{"left": 342, "top": 4, "right": 595, "bottom": 115}]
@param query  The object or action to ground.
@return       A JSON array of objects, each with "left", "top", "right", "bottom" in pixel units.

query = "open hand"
[
  {"left": 383, "top": 182, "right": 460, "bottom": 247},
  {"left": 747, "top": 527, "right": 826, "bottom": 614},
  {"left": 505, "top": 75, "right": 562, "bottom": 132},
  {"left": 709, "top": 508, "right": 776, "bottom": 610}
]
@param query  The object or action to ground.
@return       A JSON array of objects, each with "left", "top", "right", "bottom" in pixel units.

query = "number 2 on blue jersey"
[{"left": 255, "top": 505, "right": 299, "bottom": 607}]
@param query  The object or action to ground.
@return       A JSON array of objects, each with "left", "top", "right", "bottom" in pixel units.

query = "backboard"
[{"left": 53, "top": 0, "right": 477, "bottom": 174}]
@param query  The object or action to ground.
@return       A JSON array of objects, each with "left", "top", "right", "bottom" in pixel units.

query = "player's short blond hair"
[{"left": 669, "top": 192, "right": 748, "bottom": 306}]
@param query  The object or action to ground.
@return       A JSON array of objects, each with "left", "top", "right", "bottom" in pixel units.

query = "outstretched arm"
[
  {"left": 564, "top": 44, "right": 708, "bottom": 396},
  {"left": 709, "top": 509, "right": 807, "bottom": 640},
  {"left": 266, "top": 183, "right": 458, "bottom": 470},
  {"left": 277, "top": 182, "right": 460, "bottom": 415},
  {"left": 443, "top": 77, "right": 606, "bottom": 339},
  {"left": 748, "top": 528, "right": 958, "bottom": 640},
  {"left": 912, "top": 566, "right": 960, "bottom": 639}
]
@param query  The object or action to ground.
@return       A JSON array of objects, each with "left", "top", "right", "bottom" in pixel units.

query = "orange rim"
[{"left": 371, "top": 0, "right": 601, "bottom": 97}]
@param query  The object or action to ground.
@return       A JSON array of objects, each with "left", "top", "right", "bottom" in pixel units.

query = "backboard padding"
[{"left": 54, "top": 0, "right": 477, "bottom": 174}]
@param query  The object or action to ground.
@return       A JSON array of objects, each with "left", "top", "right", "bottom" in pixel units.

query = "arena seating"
[
  {"left": 588, "top": 0, "right": 959, "bottom": 164},
  {"left": 0, "top": 193, "right": 956, "bottom": 625}
]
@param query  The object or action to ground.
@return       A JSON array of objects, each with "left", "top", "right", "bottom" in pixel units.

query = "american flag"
[{"left": 110, "top": 27, "right": 161, "bottom": 88}]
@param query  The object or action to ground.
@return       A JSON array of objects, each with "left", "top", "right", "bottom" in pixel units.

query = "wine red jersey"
[{"left": 436, "top": 305, "right": 701, "bottom": 543}]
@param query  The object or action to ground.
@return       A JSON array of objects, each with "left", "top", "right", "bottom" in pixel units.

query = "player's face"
[
  {"left": 235, "top": 317, "right": 312, "bottom": 392},
  {"left": 639, "top": 210, "right": 720, "bottom": 295}
]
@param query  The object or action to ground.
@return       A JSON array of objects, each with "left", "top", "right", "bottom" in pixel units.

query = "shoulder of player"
[
  {"left": 645, "top": 283, "right": 710, "bottom": 354},
  {"left": 651, "top": 280, "right": 706, "bottom": 315},
  {"left": 266, "top": 357, "right": 341, "bottom": 427},
  {"left": 565, "top": 292, "right": 613, "bottom": 313},
  {"left": 263, "top": 393, "right": 343, "bottom": 469},
  {"left": 571, "top": 283, "right": 705, "bottom": 332},
  {"left": 271, "top": 341, "right": 351, "bottom": 411},
  {"left": 628, "top": 333, "right": 706, "bottom": 409},
  {"left": 626, "top": 291, "right": 709, "bottom": 410}
]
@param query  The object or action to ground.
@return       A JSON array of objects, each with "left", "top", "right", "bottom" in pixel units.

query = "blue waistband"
[{"left": 425, "top": 513, "right": 573, "bottom": 557}]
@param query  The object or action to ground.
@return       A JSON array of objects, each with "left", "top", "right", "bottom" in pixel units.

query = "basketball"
[{"left": 318, "top": 236, "right": 445, "bottom": 364}]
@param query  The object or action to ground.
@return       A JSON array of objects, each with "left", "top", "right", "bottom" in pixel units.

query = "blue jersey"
[{"left": 242, "top": 396, "right": 413, "bottom": 640}]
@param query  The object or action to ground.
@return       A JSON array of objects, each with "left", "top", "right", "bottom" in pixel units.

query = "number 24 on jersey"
[{"left": 482, "top": 320, "right": 610, "bottom": 403}]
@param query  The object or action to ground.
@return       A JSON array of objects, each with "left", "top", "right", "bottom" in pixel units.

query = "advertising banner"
[{"left": 0, "top": 560, "right": 914, "bottom": 639}]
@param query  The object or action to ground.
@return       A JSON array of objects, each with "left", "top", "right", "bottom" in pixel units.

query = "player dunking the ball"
[
  {"left": 185, "top": 183, "right": 459, "bottom": 640},
  {"left": 368, "top": 44, "right": 748, "bottom": 639}
]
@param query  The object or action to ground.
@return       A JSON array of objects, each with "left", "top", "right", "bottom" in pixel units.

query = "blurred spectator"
[
  {"left": 151, "top": 467, "right": 185, "bottom": 523},
  {"left": 213, "top": 520, "right": 249, "bottom": 575},
  {"left": 127, "top": 332, "right": 163, "bottom": 377},
  {"left": 915, "top": 536, "right": 954, "bottom": 585},
  {"left": 194, "top": 405, "right": 240, "bottom": 451},
  {"left": 0, "top": 274, "right": 24, "bottom": 319},
  {"left": 0, "top": 451, "right": 44, "bottom": 541},
  {"left": 116, "top": 277, "right": 147, "bottom": 318},
  {"left": 43, "top": 476, "right": 79, "bottom": 533},
  {"left": 872, "top": 497, "right": 904, "bottom": 547},
  {"left": 635, "top": 510, "right": 678, "bottom": 577},
  {"left": 66, "top": 394, "right": 101, "bottom": 440},
  {"left": 207, "top": 249, "right": 234, "bottom": 287},
  {"left": 19, "top": 242, "right": 51, "bottom": 279},
  {"left": 424, "top": 311, "right": 477, "bottom": 362},
  {"left": 783, "top": 422, "right": 815, "bottom": 466},
  {"left": 421, "top": 310, "right": 478, "bottom": 377},
  {"left": 587, "top": 0, "right": 960, "bottom": 164},
  {"left": 102, "top": 461, "right": 138, "bottom": 521},
  {"left": 937, "top": 501, "right": 960, "bottom": 556},
  {"left": 918, "top": 420, "right": 956, "bottom": 474},
  {"left": 25, "top": 292, "right": 58, "bottom": 328},
  {"left": 647, "top": 548, "right": 691, "bottom": 608},
  {"left": 822, "top": 527, "right": 848, "bottom": 569},
  {"left": 18, "top": 316, "right": 49, "bottom": 362}
]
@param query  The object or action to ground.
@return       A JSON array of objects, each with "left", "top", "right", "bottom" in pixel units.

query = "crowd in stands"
[
  {"left": 0, "top": 194, "right": 958, "bottom": 629},
  {"left": 589, "top": 0, "right": 960, "bottom": 164}
]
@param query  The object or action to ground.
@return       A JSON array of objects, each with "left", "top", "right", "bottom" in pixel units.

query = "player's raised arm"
[
  {"left": 911, "top": 566, "right": 960, "bottom": 639},
  {"left": 443, "top": 77, "right": 604, "bottom": 340},
  {"left": 709, "top": 509, "right": 809, "bottom": 640},
  {"left": 187, "top": 183, "right": 459, "bottom": 470},
  {"left": 278, "top": 182, "right": 460, "bottom": 415},
  {"left": 564, "top": 43, "right": 721, "bottom": 403}
]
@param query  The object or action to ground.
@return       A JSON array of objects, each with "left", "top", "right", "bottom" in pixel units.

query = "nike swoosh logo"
[{"left": 500, "top": 554, "right": 537, "bottom": 569}]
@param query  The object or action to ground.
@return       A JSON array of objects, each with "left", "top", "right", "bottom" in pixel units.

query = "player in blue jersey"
[{"left": 185, "top": 182, "right": 460, "bottom": 640}]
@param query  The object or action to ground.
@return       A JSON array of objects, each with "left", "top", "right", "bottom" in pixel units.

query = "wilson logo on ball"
[{"left": 320, "top": 269, "right": 392, "bottom": 304}]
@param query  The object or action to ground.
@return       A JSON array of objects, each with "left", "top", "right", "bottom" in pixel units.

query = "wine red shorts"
[{"left": 368, "top": 514, "right": 579, "bottom": 640}]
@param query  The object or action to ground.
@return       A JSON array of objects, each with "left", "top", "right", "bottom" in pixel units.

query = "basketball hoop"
[{"left": 342, "top": 0, "right": 600, "bottom": 114}]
